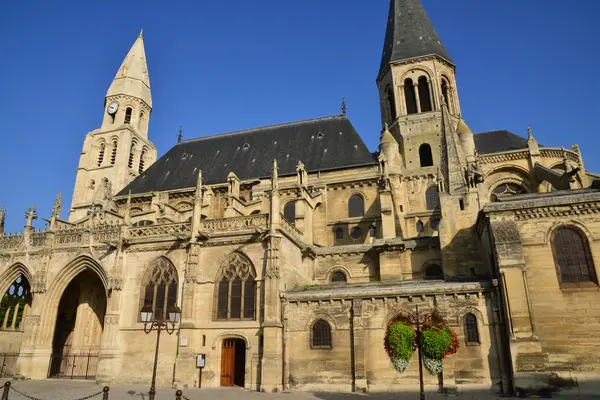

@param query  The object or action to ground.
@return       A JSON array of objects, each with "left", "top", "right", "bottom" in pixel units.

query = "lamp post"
[
  {"left": 140, "top": 303, "right": 181, "bottom": 400},
  {"left": 404, "top": 305, "right": 428, "bottom": 400}
]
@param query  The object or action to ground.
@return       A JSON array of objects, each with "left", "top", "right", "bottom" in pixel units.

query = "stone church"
[{"left": 1, "top": 0, "right": 600, "bottom": 395}]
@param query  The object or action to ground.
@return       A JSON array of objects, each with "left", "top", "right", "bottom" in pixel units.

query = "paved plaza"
[{"left": 1, "top": 380, "right": 600, "bottom": 400}]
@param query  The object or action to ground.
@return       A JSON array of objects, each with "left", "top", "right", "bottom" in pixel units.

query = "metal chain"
[
  {"left": 182, "top": 395, "right": 192, "bottom": 400},
  {"left": 9, "top": 385, "right": 104, "bottom": 400}
]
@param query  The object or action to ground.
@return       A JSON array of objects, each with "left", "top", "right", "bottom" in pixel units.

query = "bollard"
[
  {"left": 175, "top": 389, "right": 182, "bottom": 400},
  {"left": 102, "top": 386, "right": 110, "bottom": 400},
  {"left": 1, "top": 381, "right": 10, "bottom": 400}
]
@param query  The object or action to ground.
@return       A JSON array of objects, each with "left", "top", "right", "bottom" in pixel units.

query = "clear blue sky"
[{"left": 1, "top": 0, "right": 599, "bottom": 233}]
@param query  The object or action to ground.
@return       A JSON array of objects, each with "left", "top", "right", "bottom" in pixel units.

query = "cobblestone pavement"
[{"left": 1, "top": 380, "right": 599, "bottom": 400}]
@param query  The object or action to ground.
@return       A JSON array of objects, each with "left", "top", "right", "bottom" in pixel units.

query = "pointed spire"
[
  {"left": 379, "top": 0, "right": 453, "bottom": 77},
  {"left": 379, "top": 123, "right": 398, "bottom": 146},
  {"left": 527, "top": 126, "right": 540, "bottom": 156},
  {"left": 106, "top": 32, "right": 152, "bottom": 107},
  {"left": 52, "top": 193, "right": 62, "bottom": 219}
]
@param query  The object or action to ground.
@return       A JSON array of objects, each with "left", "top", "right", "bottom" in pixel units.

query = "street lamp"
[
  {"left": 404, "top": 305, "right": 428, "bottom": 400},
  {"left": 141, "top": 303, "right": 181, "bottom": 400}
]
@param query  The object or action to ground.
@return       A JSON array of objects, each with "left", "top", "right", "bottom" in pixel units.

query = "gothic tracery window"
[
  {"left": 0, "top": 275, "right": 31, "bottom": 330},
  {"left": 139, "top": 258, "right": 178, "bottom": 321},
  {"left": 552, "top": 227, "right": 597, "bottom": 286},
  {"left": 312, "top": 319, "right": 332, "bottom": 348},
  {"left": 491, "top": 183, "right": 527, "bottom": 201},
  {"left": 215, "top": 253, "right": 256, "bottom": 320}
]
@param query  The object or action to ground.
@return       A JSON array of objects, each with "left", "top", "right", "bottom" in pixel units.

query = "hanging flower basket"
[
  {"left": 384, "top": 320, "right": 415, "bottom": 373},
  {"left": 419, "top": 317, "right": 459, "bottom": 375}
]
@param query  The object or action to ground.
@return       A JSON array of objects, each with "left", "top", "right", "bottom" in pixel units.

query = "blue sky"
[{"left": 0, "top": 0, "right": 599, "bottom": 233}]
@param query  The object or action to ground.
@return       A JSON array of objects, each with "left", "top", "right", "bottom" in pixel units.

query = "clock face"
[{"left": 107, "top": 101, "right": 119, "bottom": 115}]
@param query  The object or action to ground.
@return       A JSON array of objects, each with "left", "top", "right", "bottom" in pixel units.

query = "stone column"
[
  {"left": 398, "top": 85, "right": 406, "bottom": 116},
  {"left": 351, "top": 299, "right": 367, "bottom": 392},
  {"left": 413, "top": 82, "right": 421, "bottom": 113},
  {"left": 428, "top": 79, "right": 436, "bottom": 111}
]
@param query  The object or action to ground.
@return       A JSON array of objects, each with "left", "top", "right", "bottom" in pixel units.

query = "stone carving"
[
  {"left": 202, "top": 215, "right": 268, "bottom": 234},
  {"left": 220, "top": 252, "right": 255, "bottom": 281},
  {"left": 266, "top": 236, "right": 281, "bottom": 279},
  {"left": 279, "top": 216, "right": 303, "bottom": 244},
  {"left": 184, "top": 244, "right": 200, "bottom": 283},
  {"left": 31, "top": 270, "right": 47, "bottom": 293},
  {"left": 52, "top": 193, "right": 62, "bottom": 219},
  {"left": 104, "top": 314, "right": 120, "bottom": 325},
  {"left": 24, "top": 204, "right": 38, "bottom": 227},
  {"left": 128, "top": 222, "right": 191, "bottom": 239},
  {"left": 22, "top": 315, "right": 41, "bottom": 327},
  {"left": 466, "top": 160, "right": 484, "bottom": 188}
]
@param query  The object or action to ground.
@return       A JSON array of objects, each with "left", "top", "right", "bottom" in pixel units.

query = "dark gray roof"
[
  {"left": 118, "top": 115, "right": 377, "bottom": 195},
  {"left": 473, "top": 130, "right": 530, "bottom": 154},
  {"left": 378, "top": 0, "right": 453, "bottom": 77}
]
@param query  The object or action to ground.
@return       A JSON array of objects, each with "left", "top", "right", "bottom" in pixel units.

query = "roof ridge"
[{"left": 178, "top": 114, "right": 347, "bottom": 145}]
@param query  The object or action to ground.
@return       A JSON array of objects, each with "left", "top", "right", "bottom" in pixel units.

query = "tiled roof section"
[
  {"left": 118, "top": 115, "right": 377, "bottom": 195},
  {"left": 473, "top": 130, "right": 530, "bottom": 155},
  {"left": 379, "top": 0, "right": 453, "bottom": 77}
]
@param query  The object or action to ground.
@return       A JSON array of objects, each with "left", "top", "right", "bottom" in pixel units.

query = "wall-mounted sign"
[{"left": 196, "top": 354, "right": 206, "bottom": 368}]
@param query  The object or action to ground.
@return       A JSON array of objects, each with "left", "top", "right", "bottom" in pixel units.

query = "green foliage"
[
  {"left": 420, "top": 318, "right": 459, "bottom": 360},
  {"left": 384, "top": 321, "right": 415, "bottom": 360}
]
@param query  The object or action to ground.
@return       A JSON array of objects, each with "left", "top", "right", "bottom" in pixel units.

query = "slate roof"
[
  {"left": 473, "top": 130, "right": 531, "bottom": 155},
  {"left": 378, "top": 0, "right": 453, "bottom": 77},
  {"left": 118, "top": 115, "right": 377, "bottom": 196}
]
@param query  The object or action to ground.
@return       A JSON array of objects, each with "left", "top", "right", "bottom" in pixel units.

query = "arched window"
[
  {"left": 425, "top": 186, "right": 439, "bottom": 210},
  {"left": 418, "top": 76, "right": 432, "bottom": 112},
  {"left": 331, "top": 271, "right": 347, "bottom": 283},
  {"left": 491, "top": 183, "right": 526, "bottom": 201},
  {"left": 386, "top": 86, "right": 397, "bottom": 121},
  {"left": 424, "top": 264, "right": 443, "bottom": 280},
  {"left": 350, "top": 227, "right": 362, "bottom": 239},
  {"left": 132, "top": 220, "right": 154, "bottom": 227},
  {"left": 416, "top": 220, "right": 424, "bottom": 233},
  {"left": 124, "top": 107, "right": 132, "bottom": 124},
  {"left": 128, "top": 142, "right": 135, "bottom": 169},
  {"left": 139, "top": 147, "right": 147, "bottom": 174},
  {"left": 552, "top": 227, "right": 597, "bottom": 285},
  {"left": 335, "top": 228, "right": 344, "bottom": 241},
  {"left": 441, "top": 78, "right": 450, "bottom": 107},
  {"left": 0, "top": 275, "right": 31, "bottom": 330},
  {"left": 419, "top": 143, "right": 433, "bottom": 167},
  {"left": 140, "top": 258, "right": 178, "bottom": 321},
  {"left": 311, "top": 319, "right": 332, "bottom": 348},
  {"left": 283, "top": 201, "right": 296, "bottom": 225},
  {"left": 110, "top": 139, "right": 118, "bottom": 165},
  {"left": 464, "top": 313, "right": 480, "bottom": 344},
  {"left": 215, "top": 253, "right": 257, "bottom": 320},
  {"left": 97, "top": 143, "right": 105, "bottom": 167},
  {"left": 348, "top": 194, "right": 365, "bottom": 218},
  {"left": 404, "top": 78, "right": 418, "bottom": 115}
]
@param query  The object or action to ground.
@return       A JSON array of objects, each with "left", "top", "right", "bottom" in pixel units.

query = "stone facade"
[{"left": 1, "top": 0, "right": 599, "bottom": 396}]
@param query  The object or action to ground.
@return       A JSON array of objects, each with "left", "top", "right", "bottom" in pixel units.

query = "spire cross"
[
  {"left": 341, "top": 97, "right": 347, "bottom": 115},
  {"left": 177, "top": 126, "right": 183, "bottom": 143},
  {"left": 139, "top": 29, "right": 144, "bottom": 38}
]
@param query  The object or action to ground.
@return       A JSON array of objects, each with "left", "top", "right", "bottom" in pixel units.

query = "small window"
[
  {"left": 331, "top": 272, "right": 347, "bottom": 283},
  {"left": 430, "top": 218, "right": 440, "bottom": 231},
  {"left": 132, "top": 220, "right": 154, "bottom": 227},
  {"left": 139, "top": 147, "right": 147, "bottom": 174},
  {"left": 465, "top": 313, "right": 480, "bottom": 344},
  {"left": 459, "top": 199, "right": 465, "bottom": 210},
  {"left": 335, "top": 228, "right": 344, "bottom": 240},
  {"left": 424, "top": 264, "right": 443, "bottom": 280},
  {"left": 552, "top": 227, "right": 597, "bottom": 285},
  {"left": 128, "top": 143, "right": 135, "bottom": 169},
  {"left": 419, "top": 144, "right": 433, "bottom": 167},
  {"left": 283, "top": 201, "right": 296, "bottom": 225},
  {"left": 416, "top": 220, "right": 424, "bottom": 233},
  {"left": 386, "top": 86, "right": 397, "bottom": 121},
  {"left": 124, "top": 107, "right": 132, "bottom": 124},
  {"left": 97, "top": 143, "right": 105, "bottom": 167},
  {"left": 491, "top": 183, "right": 526, "bottom": 201},
  {"left": 312, "top": 319, "right": 332, "bottom": 348},
  {"left": 425, "top": 186, "right": 439, "bottom": 210},
  {"left": 369, "top": 225, "right": 377, "bottom": 238},
  {"left": 350, "top": 227, "right": 362, "bottom": 239},
  {"left": 348, "top": 194, "right": 365, "bottom": 218}
]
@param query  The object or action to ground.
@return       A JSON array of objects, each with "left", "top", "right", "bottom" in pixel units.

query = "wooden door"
[{"left": 220, "top": 339, "right": 235, "bottom": 386}]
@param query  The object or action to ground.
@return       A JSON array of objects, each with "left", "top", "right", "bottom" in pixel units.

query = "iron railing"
[{"left": 48, "top": 352, "right": 99, "bottom": 380}]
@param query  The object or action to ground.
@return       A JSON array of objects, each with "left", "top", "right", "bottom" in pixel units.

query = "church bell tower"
[{"left": 68, "top": 31, "right": 158, "bottom": 221}]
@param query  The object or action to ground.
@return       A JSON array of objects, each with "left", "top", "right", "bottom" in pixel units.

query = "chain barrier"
[
  {"left": 174, "top": 390, "right": 191, "bottom": 400},
  {"left": 4, "top": 382, "right": 109, "bottom": 400}
]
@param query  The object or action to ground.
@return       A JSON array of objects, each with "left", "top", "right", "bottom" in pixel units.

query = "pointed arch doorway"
[
  {"left": 220, "top": 338, "right": 246, "bottom": 387},
  {"left": 49, "top": 270, "right": 106, "bottom": 379}
]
